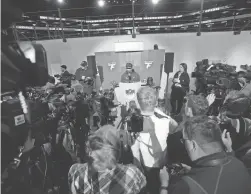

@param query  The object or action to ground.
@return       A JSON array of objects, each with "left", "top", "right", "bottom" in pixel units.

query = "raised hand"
[
  {"left": 206, "top": 93, "right": 216, "bottom": 106},
  {"left": 159, "top": 166, "right": 169, "bottom": 187},
  {"left": 221, "top": 129, "right": 233, "bottom": 152}
]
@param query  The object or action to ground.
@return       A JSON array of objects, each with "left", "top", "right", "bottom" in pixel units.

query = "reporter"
[
  {"left": 161, "top": 116, "right": 251, "bottom": 194},
  {"left": 168, "top": 95, "right": 209, "bottom": 166},
  {"left": 170, "top": 63, "right": 190, "bottom": 115}
]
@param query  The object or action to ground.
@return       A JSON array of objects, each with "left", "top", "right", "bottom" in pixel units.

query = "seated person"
[
  {"left": 144, "top": 77, "right": 155, "bottom": 87},
  {"left": 121, "top": 63, "right": 140, "bottom": 83},
  {"left": 160, "top": 116, "right": 251, "bottom": 194},
  {"left": 68, "top": 125, "right": 146, "bottom": 194}
]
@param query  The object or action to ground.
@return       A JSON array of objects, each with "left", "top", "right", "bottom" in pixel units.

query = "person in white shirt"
[{"left": 131, "top": 86, "right": 178, "bottom": 194}]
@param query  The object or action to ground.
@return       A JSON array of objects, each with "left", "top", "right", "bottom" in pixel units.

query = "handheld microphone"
[{"left": 128, "top": 74, "right": 132, "bottom": 83}]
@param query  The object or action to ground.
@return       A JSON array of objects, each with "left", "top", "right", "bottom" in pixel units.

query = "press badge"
[{"left": 14, "top": 114, "right": 25, "bottom": 126}]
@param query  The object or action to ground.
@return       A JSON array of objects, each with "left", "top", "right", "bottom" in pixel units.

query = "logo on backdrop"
[
  {"left": 108, "top": 62, "right": 116, "bottom": 71},
  {"left": 126, "top": 89, "right": 135, "bottom": 95},
  {"left": 125, "top": 89, "right": 136, "bottom": 100},
  {"left": 144, "top": 61, "right": 153, "bottom": 69}
]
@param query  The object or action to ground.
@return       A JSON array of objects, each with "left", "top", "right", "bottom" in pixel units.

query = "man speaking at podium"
[{"left": 121, "top": 63, "right": 140, "bottom": 83}]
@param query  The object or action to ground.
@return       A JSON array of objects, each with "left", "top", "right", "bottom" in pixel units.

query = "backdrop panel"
[
  {"left": 140, "top": 49, "right": 165, "bottom": 83},
  {"left": 95, "top": 50, "right": 165, "bottom": 89},
  {"left": 39, "top": 32, "right": 251, "bottom": 94},
  {"left": 95, "top": 51, "right": 118, "bottom": 89}
]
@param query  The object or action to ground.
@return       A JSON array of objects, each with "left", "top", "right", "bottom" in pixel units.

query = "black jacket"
[
  {"left": 169, "top": 152, "right": 251, "bottom": 194},
  {"left": 172, "top": 71, "right": 190, "bottom": 92},
  {"left": 61, "top": 70, "right": 72, "bottom": 87},
  {"left": 235, "top": 139, "right": 251, "bottom": 176}
]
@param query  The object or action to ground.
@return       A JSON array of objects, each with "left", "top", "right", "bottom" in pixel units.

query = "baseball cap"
[
  {"left": 61, "top": 65, "right": 67, "bottom": 69},
  {"left": 126, "top": 63, "right": 133, "bottom": 70}
]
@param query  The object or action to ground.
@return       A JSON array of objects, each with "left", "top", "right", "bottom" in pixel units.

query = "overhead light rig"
[
  {"left": 13, "top": 3, "right": 251, "bottom": 40},
  {"left": 15, "top": 13, "right": 251, "bottom": 32},
  {"left": 33, "top": 5, "right": 232, "bottom": 24}
]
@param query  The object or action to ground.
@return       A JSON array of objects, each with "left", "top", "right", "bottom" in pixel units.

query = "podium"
[{"left": 114, "top": 82, "right": 142, "bottom": 106}]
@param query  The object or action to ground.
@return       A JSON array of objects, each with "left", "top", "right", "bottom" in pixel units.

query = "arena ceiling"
[{"left": 7, "top": 0, "right": 251, "bottom": 41}]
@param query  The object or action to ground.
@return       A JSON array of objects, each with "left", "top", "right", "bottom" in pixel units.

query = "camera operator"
[
  {"left": 168, "top": 94, "right": 210, "bottom": 166},
  {"left": 170, "top": 63, "right": 190, "bottom": 116},
  {"left": 131, "top": 87, "right": 178, "bottom": 194},
  {"left": 216, "top": 91, "right": 251, "bottom": 174},
  {"left": 1, "top": 1, "right": 66, "bottom": 193},
  {"left": 2, "top": 1, "right": 35, "bottom": 191},
  {"left": 160, "top": 116, "right": 251, "bottom": 194},
  {"left": 208, "top": 91, "right": 251, "bottom": 147},
  {"left": 126, "top": 100, "right": 143, "bottom": 134}
]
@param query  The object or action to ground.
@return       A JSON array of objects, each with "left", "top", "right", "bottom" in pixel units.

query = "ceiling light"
[
  {"left": 57, "top": 0, "right": 64, "bottom": 4},
  {"left": 152, "top": 0, "right": 159, "bottom": 5},
  {"left": 98, "top": 0, "right": 105, "bottom": 7}
]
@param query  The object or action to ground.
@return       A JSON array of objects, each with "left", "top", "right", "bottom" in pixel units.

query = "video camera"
[
  {"left": 239, "top": 64, "right": 251, "bottom": 82},
  {"left": 1, "top": 39, "right": 50, "bottom": 128},
  {"left": 1, "top": 0, "right": 51, "bottom": 174},
  {"left": 191, "top": 59, "right": 246, "bottom": 96}
]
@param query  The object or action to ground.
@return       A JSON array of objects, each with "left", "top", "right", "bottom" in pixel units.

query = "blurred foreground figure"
[
  {"left": 68, "top": 125, "right": 146, "bottom": 194},
  {"left": 167, "top": 94, "right": 210, "bottom": 166},
  {"left": 160, "top": 116, "right": 251, "bottom": 194}
]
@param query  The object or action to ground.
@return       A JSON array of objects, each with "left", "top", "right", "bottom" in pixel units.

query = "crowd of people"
[
  {"left": 60, "top": 61, "right": 251, "bottom": 194},
  {"left": 2, "top": 60, "right": 251, "bottom": 194},
  {"left": 2, "top": 0, "right": 251, "bottom": 192}
]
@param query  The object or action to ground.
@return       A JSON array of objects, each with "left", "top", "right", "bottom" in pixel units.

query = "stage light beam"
[
  {"left": 152, "top": 0, "right": 159, "bottom": 5},
  {"left": 98, "top": 0, "right": 105, "bottom": 7}
]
